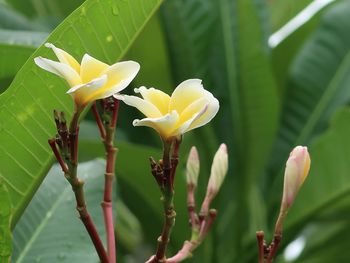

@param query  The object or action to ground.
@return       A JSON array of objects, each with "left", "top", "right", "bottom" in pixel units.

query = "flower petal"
[
  {"left": 67, "top": 75, "right": 107, "bottom": 94},
  {"left": 133, "top": 111, "right": 179, "bottom": 139},
  {"left": 177, "top": 97, "right": 208, "bottom": 124},
  {"left": 187, "top": 96, "right": 219, "bottom": 132},
  {"left": 134, "top": 86, "right": 170, "bottom": 115},
  {"left": 169, "top": 79, "right": 207, "bottom": 113},
  {"left": 66, "top": 75, "right": 107, "bottom": 106},
  {"left": 34, "top": 57, "right": 81, "bottom": 87},
  {"left": 45, "top": 43, "right": 80, "bottom": 73},
  {"left": 172, "top": 103, "right": 209, "bottom": 136},
  {"left": 80, "top": 54, "right": 109, "bottom": 83},
  {"left": 100, "top": 61, "right": 140, "bottom": 96},
  {"left": 116, "top": 95, "right": 162, "bottom": 118}
]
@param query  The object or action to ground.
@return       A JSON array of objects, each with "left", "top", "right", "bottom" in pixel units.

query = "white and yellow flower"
[
  {"left": 34, "top": 43, "right": 140, "bottom": 109},
  {"left": 116, "top": 79, "right": 219, "bottom": 140}
]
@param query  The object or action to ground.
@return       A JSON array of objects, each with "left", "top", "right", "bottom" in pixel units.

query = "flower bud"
[
  {"left": 281, "top": 146, "right": 311, "bottom": 212},
  {"left": 185, "top": 146, "right": 200, "bottom": 187},
  {"left": 207, "top": 143, "right": 228, "bottom": 197}
]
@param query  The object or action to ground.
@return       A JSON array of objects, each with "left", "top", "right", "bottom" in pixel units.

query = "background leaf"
[
  {"left": 268, "top": 0, "right": 313, "bottom": 32},
  {"left": 271, "top": 1, "right": 337, "bottom": 92},
  {"left": 4, "top": 0, "right": 84, "bottom": 20},
  {"left": 268, "top": 1, "right": 350, "bottom": 213},
  {"left": 0, "top": 4, "right": 40, "bottom": 31},
  {"left": 0, "top": 29, "right": 48, "bottom": 93},
  {"left": 0, "top": 180, "right": 12, "bottom": 262},
  {"left": 12, "top": 160, "right": 108, "bottom": 262},
  {"left": 0, "top": 0, "right": 163, "bottom": 227}
]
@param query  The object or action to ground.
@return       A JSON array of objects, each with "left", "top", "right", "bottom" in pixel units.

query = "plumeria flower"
[
  {"left": 116, "top": 79, "right": 219, "bottom": 140},
  {"left": 34, "top": 43, "right": 140, "bottom": 110}
]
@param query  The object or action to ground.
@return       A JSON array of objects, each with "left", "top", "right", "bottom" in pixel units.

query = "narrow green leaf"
[
  {"left": 0, "top": 0, "right": 163, "bottom": 227},
  {"left": 0, "top": 180, "right": 12, "bottom": 262},
  {"left": 269, "top": 0, "right": 313, "bottom": 31},
  {"left": 271, "top": 2, "right": 336, "bottom": 92},
  {"left": 216, "top": 0, "right": 278, "bottom": 259}
]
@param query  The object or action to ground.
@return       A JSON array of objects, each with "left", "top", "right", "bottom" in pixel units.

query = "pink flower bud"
[
  {"left": 207, "top": 143, "right": 228, "bottom": 197},
  {"left": 185, "top": 146, "right": 200, "bottom": 187},
  {"left": 281, "top": 146, "right": 311, "bottom": 212}
]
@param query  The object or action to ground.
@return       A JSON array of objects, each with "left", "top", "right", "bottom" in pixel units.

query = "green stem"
[{"left": 149, "top": 139, "right": 178, "bottom": 263}]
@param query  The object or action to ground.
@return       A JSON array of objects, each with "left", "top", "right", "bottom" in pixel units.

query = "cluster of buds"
[
  {"left": 188, "top": 144, "right": 228, "bottom": 235},
  {"left": 165, "top": 144, "right": 228, "bottom": 262},
  {"left": 256, "top": 146, "right": 311, "bottom": 263},
  {"left": 48, "top": 110, "right": 71, "bottom": 175}
]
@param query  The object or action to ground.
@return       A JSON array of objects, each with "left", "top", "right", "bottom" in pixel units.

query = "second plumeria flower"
[
  {"left": 116, "top": 79, "right": 219, "bottom": 140},
  {"left": 34, "top": 43, "right": 140, "bottom": 110}
]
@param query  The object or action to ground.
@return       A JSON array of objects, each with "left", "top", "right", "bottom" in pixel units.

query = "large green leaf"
[
  {"left": 12, "top": 161, "right": 107, "bottom": 262},
  {"left": 0, "top": 0, "right": 163, "bottom": 227},
  {"left": 269, "top": 1, "right": 350, "bottom": 208},
  {"left": 0, "top": 180, "right": 11, "bottom": 262}
]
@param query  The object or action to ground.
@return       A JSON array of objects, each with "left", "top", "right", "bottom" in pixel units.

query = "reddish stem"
[
  {"left": 72, "top": 178, "right": 109, "bottom": 263},
  {"left": 66, "top": 110, "right": 109, "bottom": 263},
  {"left": 256, "top": 231, "right": 265, "bottom": 263},
  {"left": 98, "top": 98, "right": 120, "bottom": 263},
  {"left": 48, "top": 138, "right": 68, "bottom": 173},
  {"left": 102, "top": 201, "right": 115, "bottom": 262},
  {"left": 187, "top": 184, "right": 197, "bottom": 229},
  {"left": 92, "top": 103, "right": 106, "bottom": 139},
  {"left": 266, "top": 235, "right": 282, "bottom": 263},
  {"left": 102, "top": 147, "right": 117, "bottom": 262},
  {"left": 166, "top": 241, "right": 196, "bottom": 263}
]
